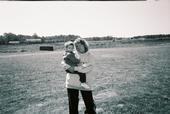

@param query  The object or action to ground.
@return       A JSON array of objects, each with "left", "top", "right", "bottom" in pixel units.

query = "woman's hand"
[{"left": 74, "top": 66, "right": 79, "bottom": 71}]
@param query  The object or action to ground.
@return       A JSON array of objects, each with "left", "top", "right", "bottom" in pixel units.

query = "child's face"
[{"left": 66, "top": 44, "right": 74, "bottom": 52}]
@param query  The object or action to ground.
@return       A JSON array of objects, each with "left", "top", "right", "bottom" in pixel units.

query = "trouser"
[
  {"left": 75, "top": 72, "right": 86, "bottom": 83},
  {"left": 67, "top": 88, "right": 96, "bottom": 114}
]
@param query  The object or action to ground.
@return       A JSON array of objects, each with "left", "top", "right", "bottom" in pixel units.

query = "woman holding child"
[{"left": 61, "top": 38, "right": 96, "bottom": 114}]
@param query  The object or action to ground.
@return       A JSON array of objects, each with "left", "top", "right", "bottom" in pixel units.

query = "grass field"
[{"left": 0, "top": 42, "right": 170, "bottom": 114}]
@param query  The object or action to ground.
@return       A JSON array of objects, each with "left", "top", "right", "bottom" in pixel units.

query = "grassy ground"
[{"left": 0, "top": 42, "right": 170, "bottom": 114}]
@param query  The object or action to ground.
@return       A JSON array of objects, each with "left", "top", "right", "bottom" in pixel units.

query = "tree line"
[
  {"left": 0, "top": 32, "right": 169, "bottom": 45},
  {"left": 0, "top": 33, "right": 114, "bottom": 45},
  {"left": 132, "top": 34, "right": 170, "bottom": 39},
  {"left": 0, "top": 33, "right": 81, "bottom": 44}
]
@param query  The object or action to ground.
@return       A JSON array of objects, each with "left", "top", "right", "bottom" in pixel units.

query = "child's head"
[{"left": 64, "top": 41, "right": 74, "bottom": 52}]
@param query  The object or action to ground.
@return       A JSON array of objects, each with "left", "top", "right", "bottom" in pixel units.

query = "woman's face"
[{"left": 76, "top": 43, "right": 86, "bottom": 53}]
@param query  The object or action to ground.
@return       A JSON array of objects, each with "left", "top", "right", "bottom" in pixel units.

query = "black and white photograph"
[
  {"left": 1, "top": 0, "right": 146, "bottom": 1},
  {"left": 0, "top": 0, "right": 170, "bottom": 114}
]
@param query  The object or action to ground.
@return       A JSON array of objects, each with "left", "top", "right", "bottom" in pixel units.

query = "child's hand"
[{"left": 67, "top": 67, "right": 75, "bottom": 73}]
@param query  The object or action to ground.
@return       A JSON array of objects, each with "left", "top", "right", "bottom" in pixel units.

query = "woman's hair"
[{"left": 74, "top": 38, "right": 89, "bottom": 53}]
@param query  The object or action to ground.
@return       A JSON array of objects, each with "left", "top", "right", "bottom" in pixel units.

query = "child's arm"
[
  {"left": 61, "top": 60, "right": 74, "bottom": 73},
  {"left": 65, "top": 53, "right": 80, "bottom": 64}
]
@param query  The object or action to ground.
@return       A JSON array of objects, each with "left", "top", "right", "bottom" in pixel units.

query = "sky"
[{"left": 0, "top": 0, "right": 170, "bottom": 38}]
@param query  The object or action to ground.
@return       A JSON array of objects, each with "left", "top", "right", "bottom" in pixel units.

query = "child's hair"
[{"left": 64, "top": 41, "right": 74, "bottom": 48}]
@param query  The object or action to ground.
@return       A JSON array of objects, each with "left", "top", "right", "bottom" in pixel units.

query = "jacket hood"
[{"left": 74, "top": 38, "right": 89, "bottom": 52}]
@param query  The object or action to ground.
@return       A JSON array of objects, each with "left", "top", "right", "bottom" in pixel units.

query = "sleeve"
[
  {"left": 61, "top": 60, "right": 75, "bottom": 72},
  {"left": 74, "top": 52, "right": 94, "bottom": 73},
  {"left": 64, "top": 53, "right": 80, "bottom": 65},
  {"left": 61, "top": 52, "right": 72, "bottom": 70},
  {"left": 61, "top": 60, "right": 71, "bottom": 70}
]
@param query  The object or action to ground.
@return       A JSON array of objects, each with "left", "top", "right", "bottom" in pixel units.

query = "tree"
[
  {"left": 3, "top": 33, "right": 19, "bottom": 44},
  {"left": 0, "top": 35, "right": 5, "bottom": 44},
  {"left": 32, "top": 33, "right": 39, "bottom": 39}
]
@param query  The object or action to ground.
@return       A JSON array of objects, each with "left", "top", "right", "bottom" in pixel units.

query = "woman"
[{"left": 61, "top": 38, "right": 96, "bottom": 114}]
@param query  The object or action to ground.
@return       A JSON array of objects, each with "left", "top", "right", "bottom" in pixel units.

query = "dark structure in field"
[{"left": 40, "top": 46, "right": 54, "bottom": 51}]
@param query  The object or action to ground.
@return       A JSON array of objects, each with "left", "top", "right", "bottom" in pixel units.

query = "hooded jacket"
[{"left": 61, "top": 38, "right": 95, "bottom": 91}]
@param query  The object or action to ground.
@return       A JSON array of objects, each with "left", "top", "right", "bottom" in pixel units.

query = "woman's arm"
[
  {"left": 61, "top": 52, "right": 94, "bottom": 73},
  {"left": 74, "top": 64, "right": 93, "bottom": 73},
  {"left": 74, "top": 53, "right": 94, "bottom": 73},
  {"left": 61, "top": 60, "right": 87, "bottom": 74}
]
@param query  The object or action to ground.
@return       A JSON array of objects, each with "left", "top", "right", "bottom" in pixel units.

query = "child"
[{"left": 63, "top": 41, "right": 90, "bottom": 89}]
